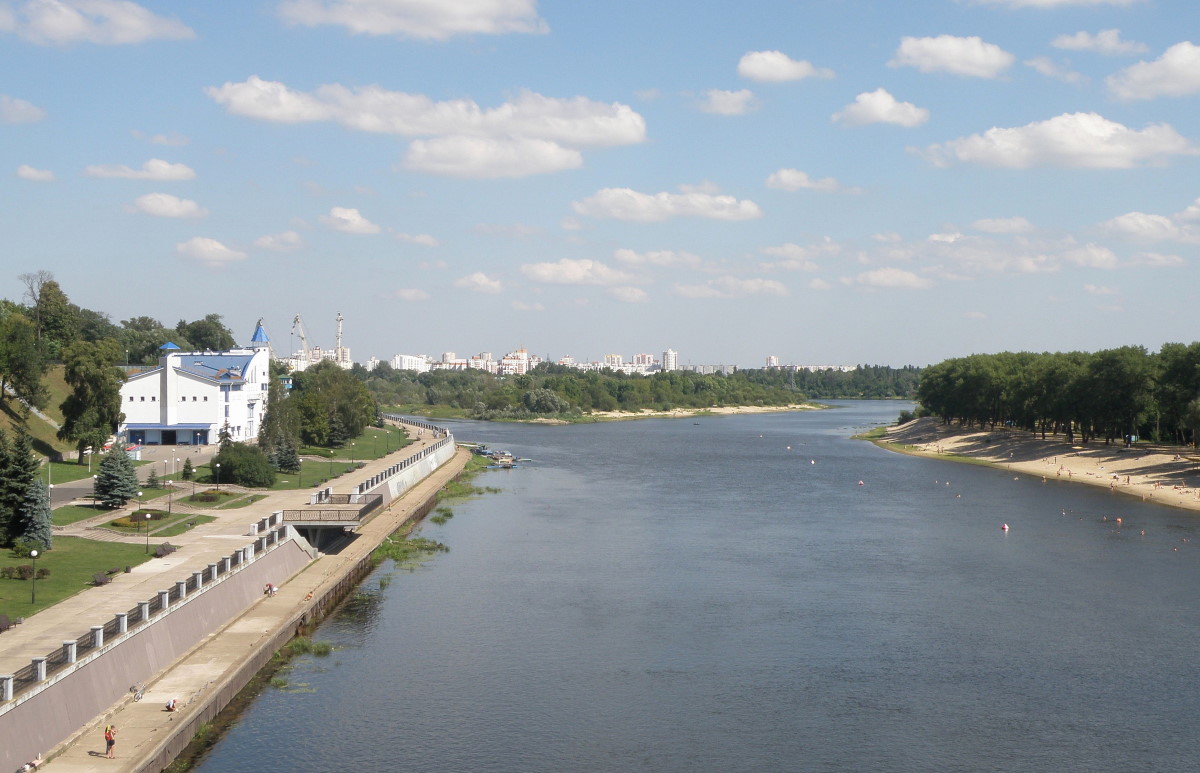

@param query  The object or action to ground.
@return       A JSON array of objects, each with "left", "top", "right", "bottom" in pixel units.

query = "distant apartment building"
[
  {"left": 662, "top": 348, "right": 679, "bottom": 372},
  {"left": 766, "top": 355, "right": 780, "bottom": 368},
  {"left": 603, "top": 353, "right": 624, "bottom": 368},
  {"left": 391, "top": 354, "right": 432, "bottom": 372},
  {"left": 499, "top": 348, "right": 540, "bottom": 375},
  {"left": 558, "top": 355, "right": 576, "bottom": 367},
  {"left": 632, "top": 353, "right": 655, "bottom": 366}
]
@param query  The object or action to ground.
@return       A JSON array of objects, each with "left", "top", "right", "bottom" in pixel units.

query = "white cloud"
[
  {"left": 613, "top": 248, "right": 703, "bottom": 269},
  {"left": 393, "top": 288, "right": 430, "bottom": 301},
  {"left": 1108, "top": 42, "right": 1200, "bottom": 100},
  {"left": 403, "top": 135, "right": 582, "bottom": 178},
  {"left": 253, "top": 230, "right": 305, "bottom": 251},
  {"left": 766, "top": 168, "right": 857, "bottom": 193},
  {"left": 16, "top": 164, "right": 54, "bottom": 181},
  {"left": 512, "top": 300, "right": 545, "bottom": 311},
  {"left": 1063, "top": 243, "right": 1118, "bottom": 268},
  {"left": 847, "top": 267, "right": 933, "bottom": 289},
  {"left": 277, "top": 0, "right": 548, "bottom": 41},
  {"left": 520, "top": 258, "right": 635, "bottom": 285},
  {"left": 972, "top": 216, "right": 1034, "bottom": 234},
  {"left": 737, "top": 50, "right": 834, "bottom": 82},
  {"left": 972, "top": 0, "right": 1147, "bottom": 7},
  {"left": 83, "top": 158, "right": 195, "bottom": 180},
  {"left": 759, "top": 243, "right": 819, "bottom": 272},
  {"left": 1101, "top": 210, "right": 1200, "bottom": 243},
  {"left": 833, "top": 88, "right": 929, "bottom": 127},
  {"left": 1052, "top": 29, "right": 1146, "bottom": 55},
  {"left": 889, "top": 35, "right": 1014, "bottom": 78},
  {"left": 395, "top": 232, "right": 439, "bottom": 247},
  {"left": 699, "top": 89, "right": 757, "bottom": 115},
  {"left": 920, "top": 112, "right": 1196, "bottom": 169},
  {"left": 1128, "top": 252, "right": 1185, "bottom": 267},
  {"left": 3, "top": 0, "right": 194, "bottom": 45},
  {"left": 131, "top": 129, "right": 189, "bottom": 146},
  {"left": 454, "top": 271, "right": 503, "bottom": 294},
  {"left": 573, "top": 187, "right": 762, "bottom": 222},
  {"left": 673, "top": 276, "right": 787, "bottom": 299},
  {"left": 929, "top": 232, "right": 963, "bottom": 243},
  {"left": 607, "top": 286, "right": 648, "bottom": 303},
  {"left": 1084, "top": 284, "right": 1117, "bottom": 295},
  {"left": 319, "top": 206, "right": 380, "bottom": 234},
  {"left": 0, "top": 94, "right": 46, "bottom": 123},
  {"left": 128, "top": 192, "right": 207, "bottom": 218},
  {"left": 472, "top": 222, "right": 542, "bottom": 239},
  {"left": 1025, "top": 57, "right": 1085, "bottom": 84},
  {"left": 808, "top": 278, "right": 832, "bottom": 291},
  {"left": 678, "top": 180, "right": 721, "bottom": 194},
  {"left": 175, "top": 237, "right": 246, "bottom": 268}
]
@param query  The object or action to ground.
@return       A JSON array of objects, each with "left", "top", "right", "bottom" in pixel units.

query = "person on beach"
[{"left": 104, "top": 725, "right": 117, "bottom": 758}]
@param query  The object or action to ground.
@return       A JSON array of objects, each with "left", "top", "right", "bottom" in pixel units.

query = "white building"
[
  {"left": 662, "top": 348, "right": 679, "bottom": 372},
  {"left": 118, "top": 321, "right": 273, "bottom": 446},
  {"left": 391, "top": 354, "right": 432, "bottom": 372}
]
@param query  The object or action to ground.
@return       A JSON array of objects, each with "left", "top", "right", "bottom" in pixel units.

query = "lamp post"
[
  {"left": 29, "top": 549, "right": 38, "bottom": 604},
  {"left": 145, "top": 513, "right": 152, "bottom": 553},
  {"left": 214, "top": 463, "right": 221, "bottom": 493},
  {"left": 167, "top": 480, "right": 173, "bottom": 514},
  {"left": 92, "top": 475, "right": 97, "bottom": 506}
]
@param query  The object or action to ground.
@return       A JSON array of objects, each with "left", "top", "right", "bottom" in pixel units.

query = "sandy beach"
[{"left": 882, "top": 417, "right": 1200, "bottom": 514}]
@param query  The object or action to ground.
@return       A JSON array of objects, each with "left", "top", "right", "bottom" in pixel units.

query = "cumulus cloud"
[
  {"left": 0, "top": 94, "right": 46, "bottom": 123},
  {"left": 737, "top": 50, "right": 834, "bottom": 81},
  {"left": 393, "top": 288, "right": 430, "bottom": 301},
  {"left": 920, "top": 112, "right": 1196, "bottom": 168},
  {"left": 1, "top": 0, "right": 194, "bottom": 45},
  {"left": 83, "top": 158, "right": 195, "bottom": 180},
  {"left": 520, "top": 258, "right": 635, "bottom": 285},
  {"left": 698, "top": 89, "right": 757, "bottom": 115},
  {"left": 1063, "top": 243, "right": 1118, "bottom": 268},
  {"left": 319, "top": 206, "right": 380, "bottom": 234},
  {"left": 131, "top": 129, "right": 189, "bottom": 146},
  {"left": 972, "top": 216, "right": 1034, "bottom": 234},
  {"left": 395, "top": 232, "right": 438, "bottom": 247},
  {"left": 833, "top": 88, "right": 929, "bottom": 127},
  {"left": 1025, "top": 57, "right": 1085, "bottom": 84},
  {"left": 673, "top": 276, "right": 788, "bottom": 299},
  {"left": 16, "top": 164, "right": 54, "bottom": 181},
  {"left": 128, "top": 192, "right": 207, "bottom": 218},
  {"left": 1052, "top": 29, "right": 1146, "bottom": 55},
  {"left": 572, "top": 187, "right": 762, "bottom": 222},
  {"left": 889, "top": 35, "right": 1014, "bottom": 78},
  {"left": 759, "top": 243, "right": 820, "bottom": 272},
  {"left": 765, "top": 168, "right": 857, "bottom": 193},
  {"left": 613, "top": 248, "right": 703, "bottom": 269},
  {"left": 1128, "top": 252, "right": 1185, "bottom": 267},
  {"left": 1101, "top": 209, "right": 1200, "bottom": 243},
  {"left": 253, "top": 230, "right": 305, "bottom": 251},
  {"left": 454, "top": 271, "right": 503, "bottom": 293},
  {"left": 846, "top": 267, "right": 933, "bottom": 289},
  {"left": 1108, "top": 42, "right": 1200, "bottom": 100},
  {"left": 206, "top": 77, "right": 644, "bottom": 178},
  {"left": 403, "top": 135, "right": 582, "bottom": 177},
  {"left": 277, "top": 0, "right": 548, "bottom": 41},
  {"left": 175, "top": 237, "right": 246, "bottom": 268},
  {"left": 607, "top": 286, "right": 648, "bottom": 303}
]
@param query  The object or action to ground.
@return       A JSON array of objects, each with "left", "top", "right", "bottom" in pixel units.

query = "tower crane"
[{"left": 291, "top": 314, "right": 310, "bottom": 370}]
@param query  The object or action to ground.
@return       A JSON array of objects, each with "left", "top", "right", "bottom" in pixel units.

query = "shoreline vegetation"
[{"left": 875, "top": 416, "right": 1200, "bottom": 514}]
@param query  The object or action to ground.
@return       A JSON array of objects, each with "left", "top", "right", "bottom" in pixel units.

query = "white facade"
[
  {"left": 662, "top": 348, "right": 679, "bottom": 372},
  {"left": 118, "top": 323, "right": 272, "bottom": 446},
  {"left": 391, "top": 354, "right": 432, "bottom": 372}
]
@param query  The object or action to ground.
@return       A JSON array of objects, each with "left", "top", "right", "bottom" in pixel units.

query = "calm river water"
[{"left": 195, "top": 402, "right": 1200, "bottom": 772}]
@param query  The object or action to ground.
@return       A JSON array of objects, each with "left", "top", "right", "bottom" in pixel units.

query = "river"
[{"left": 194, "top": 401, "right": 1200, "bottom": 772}]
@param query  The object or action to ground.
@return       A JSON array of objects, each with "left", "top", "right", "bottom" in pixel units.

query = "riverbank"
[
  {"left": 880, "top": 417, "right": 1200, "bottom": 513},
  {"left": 533, "top": 403, "right": 823, "bottom": 424}
]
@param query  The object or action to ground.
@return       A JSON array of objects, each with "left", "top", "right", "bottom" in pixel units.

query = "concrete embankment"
[{"left": 1, "top": 427, "right": 467, "bottom": 773}]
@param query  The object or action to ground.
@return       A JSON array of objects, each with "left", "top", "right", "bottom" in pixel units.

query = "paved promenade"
[{"left": 5, "top": 430, "right": 469, "bottom": 772}]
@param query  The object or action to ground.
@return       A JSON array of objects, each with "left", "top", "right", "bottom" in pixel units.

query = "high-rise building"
[
  {"left": 766, "top": 355, "right": 780, "bottom": 368},
  {"left": 662, "top": 348, "right": 678, "bottom": 372}
]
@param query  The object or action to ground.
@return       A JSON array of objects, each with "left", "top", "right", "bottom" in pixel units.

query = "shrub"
[
  {"left": 898, "top": 409, "right": 915, "bottom": 425},
  {"left": 0, "top": 566, "right": 14, "bottom": 579},
  {"left": 16, "top": 565, "right": 35, "bottom": 580},
  {"left": 35, "top": 568, "right": 49, "bottom": 579},
  {"left": 10, "top": 539, "right": 38, "bottom": 559},
  {"left": 211, "top": 444, "right": 276, "bottom": 488}
]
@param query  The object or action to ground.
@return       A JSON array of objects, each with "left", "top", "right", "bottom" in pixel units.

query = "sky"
[{"left": 2, "top": 0, "right": 1199, "bottom": 368}]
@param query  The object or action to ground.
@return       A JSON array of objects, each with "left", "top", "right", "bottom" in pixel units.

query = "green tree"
[
  {"left": 211, "top": 443, "right": 276, "bottom": 487},
  {"left": 276, "top": 438, "right": 301, "bottom": 473},
  {"left": 145, "top": 467, "right": 160, "bottom": 489},
  {"left": 0, "top": 429, "right": 40, "bottom": 547},
  {"left": 17, "top": 479, "right": 52, "bottom": 551},
  {"left": 58, "top": 339, "right": 126, "bottom": 462},
  {"left": 176, "top": 314, "right": 236, "bottom": 351},
  {"left": 31, "top": 278, "right": 80, "bottom": 359},
  {"left": 95, "top": 449, "right": 139, "bottom": 508},
  {"left": 0, "top": 312, "right": 47, "bottom": 410},
  {"left": 181, "top": 457, "right": 194, "bottom": 481}
]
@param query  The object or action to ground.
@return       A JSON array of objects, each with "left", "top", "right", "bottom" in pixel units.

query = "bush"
[
  {"left": 10, "top": 539, "right": 39, "bottom": 559},
  {"left": 0, "top": 566, "right": 14, "bottom": 579},
  {"left": 211, "top": 444, "right": 276, "bottom": 488},
  {"left": 35, "top": 568, "right": 49, "bottom": 579},
  {"left": 898, "top": 409, "right": 916, "bottom": 425},
  {"left": 16, "top": 565, "right": 35, "bottom": 580},
  {"left": 190, "top": 490, "right": 220, "bottom": 503}
]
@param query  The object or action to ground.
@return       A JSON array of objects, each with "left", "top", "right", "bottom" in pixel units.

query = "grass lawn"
[
  {"left": 218, "top": 494, "right": 267, "bottom": 509},
  {"left": 299, "top": 425, "right": 413, "bottom": 461},
  {"left": 178, "top": 491, "right": 243, "bottom": 508},
  {"left": 269, "top": 459, "right": 358, "bottom": 490},
  {"left": 0, "top": 536, "right": 155, "bottom": 619},
  {"left": 154, "top": 515, "right": 216, "bottom": 538},
  {"left": 52, "top": 503, "right": 114, "bottom": 526}
]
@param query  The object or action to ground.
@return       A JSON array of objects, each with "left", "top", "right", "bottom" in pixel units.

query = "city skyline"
[{"left": 3, "top": 1, "right": 1199, "bottom": 367}]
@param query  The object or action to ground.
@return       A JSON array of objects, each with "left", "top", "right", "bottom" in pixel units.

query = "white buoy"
[
  {"left": 811, "top": 460, "right": 815, "bottom": 465},
  {"left": 1001, "top": 523, "right": 1009, "bottom": 532}
]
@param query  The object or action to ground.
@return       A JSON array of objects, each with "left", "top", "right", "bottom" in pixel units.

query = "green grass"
[
  {"left": 0, "top": 536, "right": 155, "bottom": 619},
  {"left": 218, "top": 494, "right": 267, "bottom": 509},
  {"left": 268, "top": 459, "right": 358, "bottom": 490},
  {"left": 155, "top": 515, "right": 216, "bottom": 537},
  {"left": 52, "top": 503, "right": 114, "bottom": 526},
  {"left": 299, "top": 425, "right": 413, "bottom": 462},
  {"left": 384, "top": 404, "right": 471, "bottom": 419},
  {"left": 179, "top": 490, "right": 242, "bottom": 508}
]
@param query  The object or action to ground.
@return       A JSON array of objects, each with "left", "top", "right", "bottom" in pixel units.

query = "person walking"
[{"left": 104, "top": 725, "right": 117, "bottom": 758}]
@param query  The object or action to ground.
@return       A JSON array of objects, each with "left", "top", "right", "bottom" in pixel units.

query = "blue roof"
[
  {"left": 175, "top": 353, "right": 256, "bottom": 383},
  {"left": 159, "top": 342, "right": 181, "bottom": 350},
  {"left": 250, "top": 319, "right": 269, "bottom": 344}
]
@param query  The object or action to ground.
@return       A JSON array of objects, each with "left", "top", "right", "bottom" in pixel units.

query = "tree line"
[{"left": 915, "top": 344, "right": 1200, "bottom": 446}]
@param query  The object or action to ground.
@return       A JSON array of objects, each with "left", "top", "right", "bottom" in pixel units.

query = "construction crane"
[{"left": 291, "top": 314, "right": 310, "bottom": 370}]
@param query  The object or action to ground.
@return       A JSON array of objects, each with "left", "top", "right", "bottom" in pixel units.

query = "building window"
[
  {"left": 129, "top": 396, "right": 135, "bottom": 402},
  {"left": 151, "top": 396, "right": 156, "bottom": 402},
  {"left": 192, "top": 396, "right": 197, "bottom": 401},
  {"left": 140, "top": 396, "right": 145, "bottom": 401},
  {"left": 203, "top": 396, "right": 208, "bottom": 402},
  {"left": 181, "top": 396, "right": 186, "bottom": 402}
]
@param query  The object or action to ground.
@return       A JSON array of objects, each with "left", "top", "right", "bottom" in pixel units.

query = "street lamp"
[
  {"left": 29, "top": 549, "right": 38, "bottom": 604},
  {"left": 91, "top": 475, "right": 97, "bottom": 506},
  {"left": 214, "top": 463, "right": 221, "bottom": 493},
  {"left": 144, "top": 513, "right": 152, "bottom": 553},
  {"left": 167, "top": 480, "right": 173, "bottom": 514}
]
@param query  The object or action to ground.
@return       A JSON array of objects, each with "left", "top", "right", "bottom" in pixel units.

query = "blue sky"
[{"left": 2, "top": 0, "right": 1199, "bottom": 368}]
